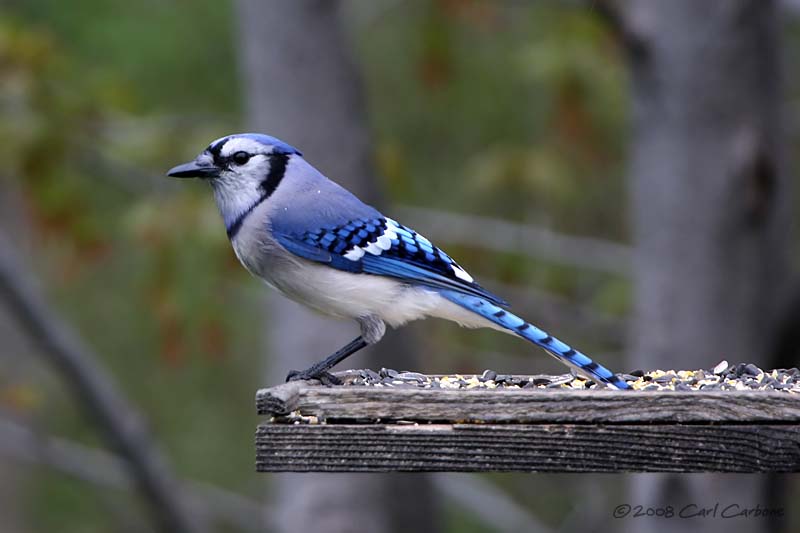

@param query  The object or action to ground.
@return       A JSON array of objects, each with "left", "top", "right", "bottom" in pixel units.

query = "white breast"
[{"left": 232, "top": 233, "right": 497, "bottom": 333}]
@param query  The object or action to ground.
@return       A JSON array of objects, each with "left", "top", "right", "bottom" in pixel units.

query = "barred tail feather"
[{"left": 439, "top": 290, "right": 630, "bottom": 390}]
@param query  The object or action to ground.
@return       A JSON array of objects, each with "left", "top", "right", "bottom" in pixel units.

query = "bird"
[{"left": 167, "top": 133, "right": 630, "bottom": 390}]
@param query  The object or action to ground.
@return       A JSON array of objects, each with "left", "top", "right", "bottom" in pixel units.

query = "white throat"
[{"left": 211, "top": 174, "right": 265, "bottom": 233}]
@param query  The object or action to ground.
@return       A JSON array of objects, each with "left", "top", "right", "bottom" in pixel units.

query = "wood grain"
[
  {"left": 256, "top": 423, "right": 800, "bottom": 473},
  {"left": 256, "top": 385, "right": 800, "bottom": 423},
  {"left": 256, "top": 382, "right": 301, "bottom": 416}
]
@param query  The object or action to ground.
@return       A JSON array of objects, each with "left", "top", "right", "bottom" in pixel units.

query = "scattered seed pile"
[{"left": 345, "top": 361, "right": 800, "bottom": 393}]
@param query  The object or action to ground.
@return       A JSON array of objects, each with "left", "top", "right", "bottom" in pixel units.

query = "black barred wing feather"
[{"left": 275, "top": 216, "right": 508, "bottom": 307}]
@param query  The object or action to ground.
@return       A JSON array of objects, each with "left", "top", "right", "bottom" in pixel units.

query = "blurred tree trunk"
[
  {"left": 613, "top": 1, "right": 788, "bottom": 532},
  {"left": 234, "top": 2, "right": 437, "bottom": 533}
]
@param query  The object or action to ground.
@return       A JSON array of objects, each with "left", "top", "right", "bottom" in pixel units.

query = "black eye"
[{"left": 232, "top": 151, "right": 251, "bottom": 165}]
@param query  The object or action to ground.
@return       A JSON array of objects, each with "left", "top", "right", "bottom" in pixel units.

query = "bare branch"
[
  {"left": 0, "top": 236, "right": 204, "bottom": 533},
  {"left": 0, "top": 416, "right": 264, "bottom": 532},
  {"left": 394, "top": 205, "right": 631, "bottom": 276}
]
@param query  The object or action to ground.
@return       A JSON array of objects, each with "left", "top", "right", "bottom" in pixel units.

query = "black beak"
[{"left": 167, "top": 159, "right": 220, "bottom": 179}]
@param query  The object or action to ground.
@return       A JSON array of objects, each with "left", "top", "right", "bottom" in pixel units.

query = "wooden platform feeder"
[{"left": 255, "top": 369, "right": 800, "bottom": 473}]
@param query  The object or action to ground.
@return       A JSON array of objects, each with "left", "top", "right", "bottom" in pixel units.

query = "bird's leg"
[{"left": 286, "top": 336, "right": 368, "bottom": 385}]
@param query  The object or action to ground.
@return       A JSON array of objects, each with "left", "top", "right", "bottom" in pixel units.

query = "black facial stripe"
[
  {"left": 227, "top": 196, "right": 267, "bottom": 240},
  {"left": 208, "top": 138, "right": 227, "bottom": 161},
  {"left": 260, "top": 152, "right": 289, "bottom": 197},
  {"left": 226, "top": 152, "right": 291, "bottom": 240}
]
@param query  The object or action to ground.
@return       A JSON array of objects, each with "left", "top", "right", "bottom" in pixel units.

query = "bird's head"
[
  {"left": 168, "top": 133, "right": 303, "bottom": 232},
  {"left": 167, "top": 133, "right": 301, "bottom": 187}
]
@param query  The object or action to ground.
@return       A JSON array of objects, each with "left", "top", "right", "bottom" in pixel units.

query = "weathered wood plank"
[
  {"left": 257, "top": 385, "right": 800, "bottom": 423},
  {"left": 256, "top": 372, "right": 800, "bottom": 472},
  {"left": 255, "top": 381, "right": 301, "bottom": 416},
  {"left": 256, "top": 423, "right": 800, "bottom": 473}
]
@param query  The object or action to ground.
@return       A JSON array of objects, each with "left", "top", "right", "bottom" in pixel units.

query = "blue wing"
[{"left": 274, "top": 215, "right": 508, "bottom": 307}]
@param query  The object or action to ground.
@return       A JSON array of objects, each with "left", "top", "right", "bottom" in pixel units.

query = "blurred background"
[{"left": 1, "top": 0, "right": 799, "bottom": 532}]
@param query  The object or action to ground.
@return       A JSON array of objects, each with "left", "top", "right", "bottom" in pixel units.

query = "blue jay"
[{"left": 167, "top": 133, "right": 630, "bottom": 389}]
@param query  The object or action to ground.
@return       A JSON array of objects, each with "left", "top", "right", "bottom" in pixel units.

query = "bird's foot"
[{"left": 285, "top": 369, "right": 342, "bottom": 386}]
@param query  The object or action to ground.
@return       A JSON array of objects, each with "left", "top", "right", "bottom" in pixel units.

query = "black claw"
[
  {"left": 285, "top": 369, "right": 342, "bottom": 386},
  {"left": 317, "top": 372, "right": 343, "bottom": 386}
]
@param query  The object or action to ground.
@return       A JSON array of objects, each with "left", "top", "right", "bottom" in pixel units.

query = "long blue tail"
[{"left": 439, "top": 290, "right": 630, "bottom": 390}]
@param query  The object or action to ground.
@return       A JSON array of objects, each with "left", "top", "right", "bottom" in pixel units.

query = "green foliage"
[
  {"left": 9, "top": 0, "right": 239, "bottom": 114},
  {"left": 360, "top": 2, "right": 628, "bottom": 240},
  {"left": 1, "top": 3, "right": 259, "bottom": 528}
]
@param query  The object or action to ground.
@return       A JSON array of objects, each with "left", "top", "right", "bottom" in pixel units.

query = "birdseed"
[{"left": 340, "top": 362, "right": 800, "bottom": 393}]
